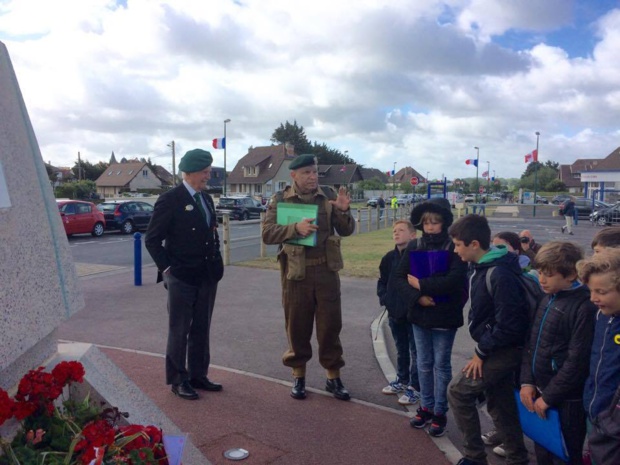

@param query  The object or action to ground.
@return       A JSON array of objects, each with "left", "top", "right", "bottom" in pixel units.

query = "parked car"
[
  {"left": 57, "top": 200, "right": 106, "bottom": 237},
  {"left": 535, "top": 195, "right": 549, "bottom": 204},
  {"left": 464, "top": 194, "right": 476, "bottom": 203},
  {"left": 590, "top": 203, "right": 620, "bottom": 226},
  {"left": 551, "top": 194, "right": 571, "bottom": 205},
  {"left": 216, "top": 196, "right": 266, "bottom": 221},
  {"left": 396, "top": 194, "right": 414, "bottom": 206},
  {"left": 559, "top": 197, "right": 610, "bottom": 219},
  {"left": 97, "top": 200, "right": 155, "bottom": 234},
  {"left": 366, "top": 197, "right": 380, "bottom": 208}
]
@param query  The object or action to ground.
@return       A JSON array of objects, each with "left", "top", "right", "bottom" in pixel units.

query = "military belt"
[{"left": 305, "top": 256, "right": 327, "bottom": 267}]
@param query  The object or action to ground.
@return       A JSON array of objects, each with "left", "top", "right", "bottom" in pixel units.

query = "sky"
[{"left": 1, "top": 0, "right": 620, "bottom": 180}]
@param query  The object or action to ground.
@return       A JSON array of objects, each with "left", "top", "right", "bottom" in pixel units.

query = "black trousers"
[
  {"left": 165, "top": 273, "right": 218, "bottom": 385},
  {"left": 534, "top": 399, "right": 586, "bottom": 465}
]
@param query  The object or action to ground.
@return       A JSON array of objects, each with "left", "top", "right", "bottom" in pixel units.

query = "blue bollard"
[{"left": 134, "top": 232, "right": 142, "bottom": 286}]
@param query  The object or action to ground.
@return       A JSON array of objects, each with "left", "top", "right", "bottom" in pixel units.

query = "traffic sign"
[{"left": 410, "top": 176, "right": 419, "bottom": 186}]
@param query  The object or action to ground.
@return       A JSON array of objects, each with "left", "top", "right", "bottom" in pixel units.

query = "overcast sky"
[{"left": 1, "top": 0, "right": 619, "bottom": 179}]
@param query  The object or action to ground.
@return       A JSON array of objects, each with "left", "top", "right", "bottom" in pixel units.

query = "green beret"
[
  {"left": 289, "top": 154, "right": 317, "bottom": 170},
  {"left": 178, "top": 149, "right": 213, "bottom": 173}
]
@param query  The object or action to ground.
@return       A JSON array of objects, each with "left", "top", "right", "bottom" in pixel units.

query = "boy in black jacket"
[
  {"left": 447, "top": 214, "right": 529, "bottom": 465},
  {"left": 520, "top": 241, "right": 597, "bottom": 464},
  {"left": 377, "top": 220, "right": 419, "bottom": 404}
]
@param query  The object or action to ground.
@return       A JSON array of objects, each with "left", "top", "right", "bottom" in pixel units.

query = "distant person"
[
  {"left": 262, "top": 154, "right": 356, "bottom": 401},
  {"left": 520, "top": 241, "right": 596, "bottom": 465},
  {"left": 518, "top": 229, "right": 542, "bottom": 261},
  {"left": 577, "top": 249, "right": 620, "bottom": 465},
  {"left": 391, "top": 196, "right": 398, "bottom": 210},
  {"left": 492, "top": 231, "right": 531, "bottom": 271},
  {"left": 145, "top": 149, "right": 224, "bottom": 401},
  {"left": 377, "top": 220, "right": 420, "bottom": 405},
  {"left": 560, "top": 196, "right": 576, "bottom": 235},
  {"left": 447, "top": 214, "right": 530, "bottom": 465},
  {"left": 377, "top": 195, "right": 386, "bottom": 219},
  {"left": 591, "top": 226, "right": 620, "bottom": 253},
  {"left": 393, "top": 198, "right": 468, "bottom": 437}
]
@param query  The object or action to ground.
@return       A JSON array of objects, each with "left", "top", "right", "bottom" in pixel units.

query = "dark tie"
[{"left": 193, "top": 193, "right": 208, "bottom": 222}]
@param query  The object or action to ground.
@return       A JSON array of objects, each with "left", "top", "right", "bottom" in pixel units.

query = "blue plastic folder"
[
  {"left": 513, "top": 390, "right": 569, "bottom": 462},
  {"left": 409, "top": 250, "right": 450, "bottom": 303},
  {"left": 277, "top": 202, "right": 318, "bottom": 247}
]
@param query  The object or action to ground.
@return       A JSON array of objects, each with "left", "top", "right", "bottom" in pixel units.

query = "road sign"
[{"left": 410, "top": 176, "right": 419, "bottom": 186}]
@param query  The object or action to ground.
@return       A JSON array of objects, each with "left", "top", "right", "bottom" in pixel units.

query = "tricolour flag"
[
  {"left": 465, "top": 159, "right": 478, "bottom": 167},
  {"left": 482, "top": 171, "right": 489, "bottom": 178},
  {"left": 212, "top": 137, "right": 226, "bottom": 149},
  {"left": 387, "top": 169, "right": 395, "bottom": 176},
  {"left": 524, "top": 149, "right": 538, "bottom": 163}
]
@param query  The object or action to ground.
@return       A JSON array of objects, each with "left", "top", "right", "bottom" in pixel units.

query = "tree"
[
  {"left": 311, "top": 142, "right": 355, "bottom": 165},
  {"left": 518, "top": 166, "right": 558, "bottom": 190},
  {"left": 545, "top": 160, "right": 559, "bottom": 170},
  {"left": 55, "top": 180, "right": 98, "bottom": 199},
  {"left": 71, "top": 160, "right": 108, "bottom": 181},
  {"left": 358, "top": 178, "right": 386, "bottom": 190},
  {"left": 271, "top": 120, "right": 312, "bottom": 154},
  {"left": 545, "top": 179, "right": 567, "bottom": 192}
]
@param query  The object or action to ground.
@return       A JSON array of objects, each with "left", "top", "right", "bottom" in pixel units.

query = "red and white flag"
[
  {"left": 524, "top": 149, "right": 538, "bottom": 163},
  {"left": 482, "top": 171, "right": 489, "bottom": 178}
]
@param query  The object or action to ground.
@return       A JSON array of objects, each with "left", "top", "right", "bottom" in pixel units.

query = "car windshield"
[
  {"left": 97, "top": 204, "right": 118, "bottom": 212},
  {"left": 219, "top": 199, "right": 240, "bottom": 207}
]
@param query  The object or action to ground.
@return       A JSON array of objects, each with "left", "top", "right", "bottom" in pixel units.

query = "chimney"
[{"left": 285, "top": 142, "right": 295, "bottom": 156}]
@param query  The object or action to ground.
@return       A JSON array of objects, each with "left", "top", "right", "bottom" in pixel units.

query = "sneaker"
[
  {"left": 561, "top": 226, "right": 565, "bottom": 233},
  {"left": 481, "top": 429, "right": 501, "bottom": 446},
  {"left": 456, "top": 459, "right": 487, "bottom": 465},
  {"left": 398, "top": 387, "right": 421, "bottom": 405},
  {"left": 410, "top": 406, "right": 433, "bottom": 428},
  {"left": 569, "top": 232, "right": 574, "bottom": 235},
  {"left": 382, "top": 380, "right": 406, "bottom": 395},
  {"left": 492, "top": 444, "right": 506, "bottom": 457},
  {"left": 428, "top": 413, "right": 447, "bottom": 437}
]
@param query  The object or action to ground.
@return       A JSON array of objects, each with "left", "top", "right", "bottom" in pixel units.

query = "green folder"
[{"left": 277, "top": 202, "right": 319, "bottom": 247}]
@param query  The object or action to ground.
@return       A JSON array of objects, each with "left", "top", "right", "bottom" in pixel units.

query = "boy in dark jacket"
[
  {"left": 447, "top": 214, "right": 529, "bottom": 465},
  {"left": 393, "top": 198, "right": 467, "bottom": 437},
  {"left": 520, "top": 241, "right": 597, "bottom": 464},
  {"left": 377, "top": 220, "right": 419, "bottom": 404}
]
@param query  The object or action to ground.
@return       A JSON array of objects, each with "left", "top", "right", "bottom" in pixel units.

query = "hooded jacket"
[
  {"left": 392, "top": 198, "right": 467, "bottom": 329},
  {"left": 520, "top": 284, "right": 597, "bottom": 406},
  {"left": 467, "top": 247, "right": 530, "bottom": 360},
  {"left": 377, "top": 246, "right": 409, "bottom": 321}
]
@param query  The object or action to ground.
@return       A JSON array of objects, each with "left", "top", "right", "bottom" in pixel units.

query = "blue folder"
[
  {"left": 409, "top": 250, "right": 450, "bottom": 303},
  {"left": 513, "top": 390, "right": 569, "bottom": 462}
]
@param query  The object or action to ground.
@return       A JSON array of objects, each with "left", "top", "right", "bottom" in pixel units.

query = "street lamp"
[
  {"left": 392, "top": 161, "right": 397, "bottom": 197},
  {"left": 223, "top": 118, "right": 231, "bottom": 196},
  {"left": 474, "top": 147, "right": 480, "bottom": 201},
  {"left": 533, "top": 131, "right": 540, "bottom": 217},
  {"left": 485, "top": 161, "right": 490, "bottom": 200}
]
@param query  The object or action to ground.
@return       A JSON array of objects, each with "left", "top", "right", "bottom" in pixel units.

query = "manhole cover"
[{"left": 223, "top": 448, "right": 249, "bottom": 461}]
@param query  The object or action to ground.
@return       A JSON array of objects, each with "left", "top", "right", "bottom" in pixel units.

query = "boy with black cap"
[
  {"left": 262, "top": 154, "right": 355, "bottom": 401},
  {"left": 146, "top": 148, "right": 224, "bottom": 401},
  {"left": 393, "top": 197, "right": 468, "bottom": 437}
]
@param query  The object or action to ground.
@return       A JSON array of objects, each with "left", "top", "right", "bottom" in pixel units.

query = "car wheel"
[
  {"left": 597, "top": 216, "right": 608, "bottom": 227},
  {"left": 121, "top": 220, "right": 135, "bottom": 234},
  {"left": 241, "top": 211, "right": 249, "bottom": 221},
  {"left": 92, "top": 222, "right": 105, "bottom": 237}
]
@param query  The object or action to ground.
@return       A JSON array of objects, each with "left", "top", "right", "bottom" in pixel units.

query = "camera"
[{"left": 519, "top": 237, "right": 530, "bottom": 244}]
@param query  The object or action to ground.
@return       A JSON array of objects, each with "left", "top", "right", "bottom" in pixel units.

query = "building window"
[
  {"left": 256, "top": 184, "right": 262, "bottom": 193},
  {"left": 143, "top": 170, "right": 148, "bottom": 177},
  {"left": 278, "top": 181, "right": 287, "bottom": 191}
]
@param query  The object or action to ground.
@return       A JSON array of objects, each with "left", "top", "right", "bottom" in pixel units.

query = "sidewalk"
[{"left": 59, "top": 265, "right": 455, "bottom": 465}]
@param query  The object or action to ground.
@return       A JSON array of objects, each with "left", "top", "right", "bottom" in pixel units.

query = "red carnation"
[
  {"left": 52, "top": 361, "right": 85, "bottom": 386},
  {"left": 0, "top": 389, "right": 15, "bottom": 426}
]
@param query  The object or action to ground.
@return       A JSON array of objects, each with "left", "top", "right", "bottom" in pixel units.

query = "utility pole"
[
  {"left": 533, "top": 131, "right": 540, "bottom": 217},
  {"left": 474, "top": 147, "right": 480, "bottom": 202},
  {"left": 77, "top": 151, "right": 82, "bottom": 181},
  {"left": 392, "top": 161, "right": 397, "bottom": 198},
  {"left": 167, "top": 141, "right": 176, "bottom": 186}
]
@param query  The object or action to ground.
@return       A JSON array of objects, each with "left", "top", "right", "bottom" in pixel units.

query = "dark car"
[
  {"left": 57, "top": 200, "right": 106, "bottom": 237},
  {"left": 559, "top": 197, "right": 610, "bottom": 219},
  {"left": 366, "top": 197, "right": 380, "bottom": 208},
  {"left": 590, "top": 203, "right": 620, "bottom": 226},
  {"left": 216, "top": 196, "right": 265, "bottom": 221},
  {"left": 97, "top": 200, "right": 155, "bottom": 234},
  {"left": 551, "top": 194, "right": 571, "bottom": 205}
]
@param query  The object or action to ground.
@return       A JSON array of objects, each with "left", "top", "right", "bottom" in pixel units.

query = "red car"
[{"left": 56, "top": 200, "right": 106, "bottom": 237}]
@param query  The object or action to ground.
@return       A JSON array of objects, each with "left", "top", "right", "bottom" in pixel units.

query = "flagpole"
[
  {"left": 223, "top": 119, "right": 231, "bottom": 196},
  {"left": 474, "top": 147, "right": 480, "bottom": 202},
  {"left": 486, "top": 161, "right": 490, "bottom": 201},
  {"left": 392, "top": 162, "right": 397, "bottom": 198},
  {"left": 533, "top": 131, "right": 540, "bottom": 217}
]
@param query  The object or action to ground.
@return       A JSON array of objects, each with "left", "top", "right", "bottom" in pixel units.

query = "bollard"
[{"left": 134, "top": 232, "right": 142, "bottom": 286}]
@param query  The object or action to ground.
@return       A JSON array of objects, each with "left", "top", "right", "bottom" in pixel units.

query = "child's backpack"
[{"left": 485, "top": 266, "right": 544, "bottom": 323}]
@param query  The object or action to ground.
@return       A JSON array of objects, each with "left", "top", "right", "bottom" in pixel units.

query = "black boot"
[
  {"left": 291, "top": 377, "right": 306, "bottom": 399},
  {"left": 325, "top": 378, "right": 351, "bottom": 401}
]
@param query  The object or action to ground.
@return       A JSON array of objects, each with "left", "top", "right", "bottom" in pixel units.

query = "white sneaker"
[
  {"left": 397, "top": 387, "right": 421, "bottom": 405},
  {"left": 382, "top": 380, "right": 406, "bottom": 395},
  {"left": 492, "top": 444, "right": 507, "bottom": 457},
  {"left": 481, "top": 429, "right": 501, "bottom": 446}
]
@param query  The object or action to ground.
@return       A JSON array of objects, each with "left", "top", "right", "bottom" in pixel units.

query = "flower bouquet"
[{"left": 0, "top": 361, "right": 169, "bottom": 464}]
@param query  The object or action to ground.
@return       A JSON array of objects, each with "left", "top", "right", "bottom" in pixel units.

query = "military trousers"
[{"left": 281, "top": 261, "right": 345, "bottom": 374}]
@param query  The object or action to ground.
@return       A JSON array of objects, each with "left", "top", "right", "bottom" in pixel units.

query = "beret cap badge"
[{"left": 185, "top": 204, "right": 194, "bottom": 211}]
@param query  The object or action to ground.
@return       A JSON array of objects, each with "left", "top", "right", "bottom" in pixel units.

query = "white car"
[{"left": 464, "top": 195, "right": 476, "bottom": 203}]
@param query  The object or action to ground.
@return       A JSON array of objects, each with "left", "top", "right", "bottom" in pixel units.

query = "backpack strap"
[{"left": 485, "top": 266, "right": 496, "bottom": 296}]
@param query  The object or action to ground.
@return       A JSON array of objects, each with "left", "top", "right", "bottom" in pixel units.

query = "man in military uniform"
[{"left": 262, "top": 154, "right": 355, "bottom": 401}]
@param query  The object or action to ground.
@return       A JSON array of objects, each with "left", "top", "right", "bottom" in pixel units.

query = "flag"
[
  {"left": 482, "top": 171, "right": 489, "bottom": 178},
  {"left": 340, "top": 165, "right": 346, "bottom": 172},
  {"left": 465, "top": 159, "right": 478, "bottom": 167},
  {"left": 212, "top": 137, "right": 226, "bottom": 149},
  {"left": 524, "top": 149, "right": 538, "bottom": 163},
  {"left": 387, "top": 169, "right": 395, "bottom": 176}
]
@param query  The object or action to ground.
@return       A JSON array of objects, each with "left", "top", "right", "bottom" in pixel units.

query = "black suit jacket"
[{"left": 145, "top": 184, "right": 222, "bottom": 285}]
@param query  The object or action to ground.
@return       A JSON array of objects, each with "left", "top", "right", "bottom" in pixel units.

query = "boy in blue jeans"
[
  {"left": 377, "top": 220, "right": 421, "bottom": 405},
  {"left": 520, "top": 241, "right": 597, "bottom": 464}
]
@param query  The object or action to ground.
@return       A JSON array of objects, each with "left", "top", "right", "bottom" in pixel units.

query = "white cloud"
[{"left": 0, "top": 0, "right": 619, "bottom": 181}]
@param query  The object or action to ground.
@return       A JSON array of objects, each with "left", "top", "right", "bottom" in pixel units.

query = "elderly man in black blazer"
[{"left": 145, "top": 149, "right": 224, "bottom": 400}]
